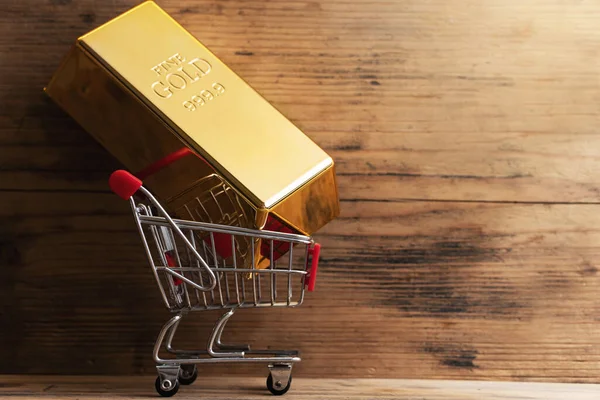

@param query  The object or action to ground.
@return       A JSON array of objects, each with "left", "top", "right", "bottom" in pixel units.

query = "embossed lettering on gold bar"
[
  {"left": 150, "top": 53, "right": 212, "bottom": 99},
  {"left": 183, "top": 82, "right": 226, "bottom": 111}
]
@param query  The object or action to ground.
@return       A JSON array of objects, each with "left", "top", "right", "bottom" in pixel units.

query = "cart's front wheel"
[
  {"left": 178, "top": 364, "right": 198, "bottom": 385},
  {"left": 155, "top": 376, "right": 180, "bottom": 397},
  {"left": 266, "top": 373, "right": 292, "bottom": 396}
]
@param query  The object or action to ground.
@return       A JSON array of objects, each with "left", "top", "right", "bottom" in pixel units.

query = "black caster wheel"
[
  {"left": 266, "top": 373, "right": 292, "bottom": 396},
  {"left": 178, "top": 364, "right": 198, "bottom": 385},
  {"left": 155, "top": 376, "right": 180, "bottom": 397}
]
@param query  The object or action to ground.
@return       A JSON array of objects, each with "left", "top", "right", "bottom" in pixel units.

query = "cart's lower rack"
[{"left": 154, "top": 309, "right": 298, "bottom": 397}]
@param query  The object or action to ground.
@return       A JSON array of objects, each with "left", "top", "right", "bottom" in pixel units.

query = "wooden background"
[{"left": 2, "top": 0, "right": 600, "bottom": 383}]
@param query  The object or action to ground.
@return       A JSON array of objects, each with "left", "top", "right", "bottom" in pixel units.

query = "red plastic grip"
[
  {"left": 109, "top": 170, "right": 143, "bottom": 200},
  {"left": 305, "top": 243, "right": 321, "bottom": 292}
]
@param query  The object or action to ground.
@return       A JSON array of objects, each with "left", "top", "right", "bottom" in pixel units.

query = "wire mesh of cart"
[{"left": 109, "top": 169, "right": 321, "bottom": 397}]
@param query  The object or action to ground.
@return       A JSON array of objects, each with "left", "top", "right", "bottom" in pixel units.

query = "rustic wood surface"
[
  {"left": 2, "top": 376, "right": 600, "bottom": 399},
  {"left": 2, "top": 0, "right": 600, "bottom": 382}
]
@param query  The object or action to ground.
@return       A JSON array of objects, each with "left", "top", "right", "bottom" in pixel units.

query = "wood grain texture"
[
  {"left": 2, "top": 0, "right": 600, "bottom": 382},
  {"left": 2, "top": 376, "right": 600, "bottom": 399}
]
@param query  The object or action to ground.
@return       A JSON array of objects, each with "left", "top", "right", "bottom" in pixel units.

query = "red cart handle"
[
  {"left": 109, "top": 147, "right": 205, "bottom": 199},
  {"left": 136, "top": 147, "right": 212, "bottom": 180},
  {"left": 305, "top": 243, "right": 321, "bottom": 292},
  {"left": 137, "top": 147, "right": 195, "bottom": 179}
]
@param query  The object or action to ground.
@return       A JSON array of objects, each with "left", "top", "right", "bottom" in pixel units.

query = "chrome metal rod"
[
  {"left": 153, "top": 314, "right": 183, "bottom": 363},
  {"left": 207, "top": 309, "right": 244, "bottom": 358},
  {"left": 164, "top": 316, "right": 182, "bottom": 354}
]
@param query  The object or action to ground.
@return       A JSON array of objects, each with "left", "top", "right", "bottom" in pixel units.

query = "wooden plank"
[
  {"left": 3, "top": 0, "right": 600, "bottom": 382},
  {"left": 2, "top": 195, "right": 600, "bottom": 380},
  {"left": 3, "top": 0, "right": 600, "bottom": 202},
  {"left": 1, "top": 376, "right": 600, "bottom": 399}
]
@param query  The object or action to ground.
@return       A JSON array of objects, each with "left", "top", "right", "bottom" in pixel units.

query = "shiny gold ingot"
[{"left": 44, "top": 1, "right": 339, "bottom": 267}]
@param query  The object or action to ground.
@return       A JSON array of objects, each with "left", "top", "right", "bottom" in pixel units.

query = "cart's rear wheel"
[
  {"left": 155, "top": 376, "right": 180, "bottom": 397},
  {"left": 266, "top": 373, "right": 292, "bottom": 396},
  {"left": 178, "top": 364, "right": 198, "bottom": 385}
]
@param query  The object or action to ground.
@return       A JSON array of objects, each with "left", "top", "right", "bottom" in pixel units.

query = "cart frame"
[{"left": 109, "top": 170, "right": 320, "bottom": 397}]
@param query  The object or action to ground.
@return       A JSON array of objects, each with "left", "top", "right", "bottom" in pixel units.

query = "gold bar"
[{"left": 45, "top": 1, "right": 339, "bottom": 266}]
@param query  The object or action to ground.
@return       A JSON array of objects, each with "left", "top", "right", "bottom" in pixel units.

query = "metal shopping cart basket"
[{"left": 109, "top": 170, "right": 321, "bottom": 397}]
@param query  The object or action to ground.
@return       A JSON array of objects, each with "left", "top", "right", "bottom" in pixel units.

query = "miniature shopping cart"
[{"left": 109, "top": 169, "right": 320, "bottom": 397}]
